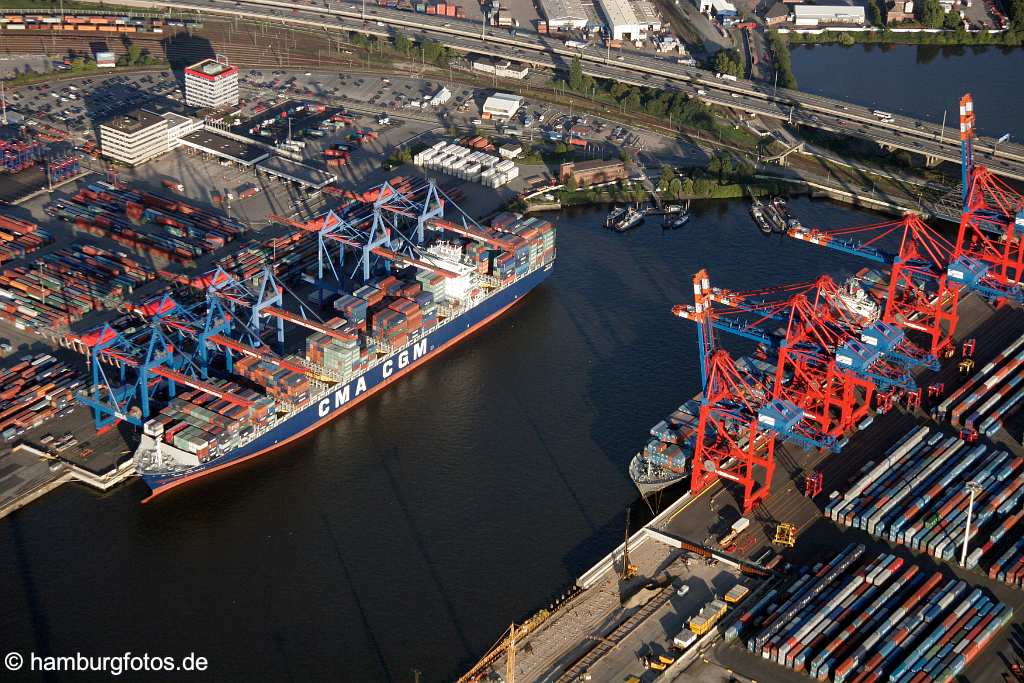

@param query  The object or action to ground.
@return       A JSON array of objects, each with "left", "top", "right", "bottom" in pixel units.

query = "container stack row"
[
  {"left": 0, "top": 212, "right": 53, "bottom": 264},
  {"left": 501, "top": 215, "right": 557, "bottom": 272},
  {"left": 0, "top": 14, "right": 200, "bottom": 33},
  {"left": 414, "top": 141, "right": 519, "bottom": 188},
  {"left": 149, "top": 382, "right": 276, "bottom": 462},
  {"left": 0, "top": 354, "right": 83, "bottom": 442},
  {"left": 374, "top": 0, "right": 467, "bottom": 17},
  {"left": 826, "top": 425, "right": 1024, "bottom": 588},
  {"left": 730, "top": 543, "right": 1013, "bottom": 683},
  {"left": 45, "top": 180, "right": 245, "bottom": 265},
  {"left": 0, "top": 137, "right": 43, "bottom": 174},
  {"left": 0, "top": 244, "right": 154, "bottom": 334},
  {"left": 934, "top": 332, "right": 1024, "bottom": 438},
  {"left": 234, "top": 355, "right": 312, "bottom": 407}
]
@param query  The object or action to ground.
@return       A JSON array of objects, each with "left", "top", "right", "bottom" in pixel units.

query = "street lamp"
[{"left": 960, "top": 481, "right": 982, "bottom": 567}]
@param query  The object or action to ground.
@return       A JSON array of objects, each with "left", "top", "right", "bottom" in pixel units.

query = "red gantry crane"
[{"left": 951, "top": 93, "right": 1024, "bottom": 301}]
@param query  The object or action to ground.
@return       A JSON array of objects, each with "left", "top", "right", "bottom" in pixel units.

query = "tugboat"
[{"left": 751, "top": 199, "right": 772, "bottom": 234}]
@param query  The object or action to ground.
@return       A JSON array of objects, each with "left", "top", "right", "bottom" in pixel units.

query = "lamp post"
[{"left": 960, "top": 481, "right": 982, "bottom": 567}]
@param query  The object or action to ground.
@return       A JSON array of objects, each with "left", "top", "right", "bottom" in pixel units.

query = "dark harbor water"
[
  {"left": 789, "top": 43, "right": 1024, "bottom": 139},
  {"left": 1, "top": 198, "right": 908, "bottom": 681}
]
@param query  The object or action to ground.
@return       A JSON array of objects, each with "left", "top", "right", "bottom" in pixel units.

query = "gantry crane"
[{"left": 952, "top": 93, "right": 1024, "bottom": 300}]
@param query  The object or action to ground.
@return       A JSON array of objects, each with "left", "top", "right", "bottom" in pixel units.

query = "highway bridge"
[{"left": 112, "top": 0, "right": 1024, "bottom": 180}]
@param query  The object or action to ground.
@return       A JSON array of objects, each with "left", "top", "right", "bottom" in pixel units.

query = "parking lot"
[{"left": 5, "top": 70, "right": 186, "bottom": 143}]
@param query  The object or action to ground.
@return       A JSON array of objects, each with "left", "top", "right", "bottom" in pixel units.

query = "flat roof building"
[
  {"left": 793, "top": 3, "right": 865, "bottom": 24},
  {"left": 596, "top": 0, "right": 661, "bottom": 39},
  {"left": 538, "top": 0, "right": 589, "bottom": 29},
  {"left": 184, "top": 55, "right": 239, "bottom": 109},
  {"left": 178, "top": 129, "right": 270, "bottom": 166},
  {"left": 482, "top": 93, "right": 523, "bottom": 120},
  {"left": 99, "top": 109, "right": 168, "bottom": 166},
  {"left": 471, "top": 57, "right": 531, "bottom": 80}
]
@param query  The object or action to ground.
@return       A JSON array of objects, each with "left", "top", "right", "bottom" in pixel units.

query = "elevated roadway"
[{"left": 112, "top": 0, "right": 1024, "bottom": 179}]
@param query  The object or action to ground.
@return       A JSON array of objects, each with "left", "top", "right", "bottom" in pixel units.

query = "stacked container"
[
  {"left": 826, "top": 423, "right": 1024, "bottom": 588},
  {"left": 0, "top": 354, "right": 83, "bottom": 441},
  {"left": 732, "top": 543, "right": 1012, "bottom": 683},
  {"left": 0, "top": 244, "right": 153, "bottom": 334}
]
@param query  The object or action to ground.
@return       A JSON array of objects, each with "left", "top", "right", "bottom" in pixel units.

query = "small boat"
[
  {"left": 663, "top": 204, "right": 684, "bottom": 214},
  {"left": 751, "top": 199, "right": 772, "bottom": 234},
  {"left": 663, "top": 212, "right": 690, "bottom": 229},
  {"left": 611, "top": 206, "right": 645, "bottom": 232},
  {"left": 605, "top": 206, "right": 626, "bottom": 228}
]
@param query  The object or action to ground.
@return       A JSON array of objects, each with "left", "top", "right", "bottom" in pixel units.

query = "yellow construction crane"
[
  {"left": 506, "top": 623, "right": 516, "bottom": 683},
  {"left": 773, "top": 522, "right": 797, "bottom": 548},
  {"left": 620, "top": 507, "right": 638, "bottom": 580}
]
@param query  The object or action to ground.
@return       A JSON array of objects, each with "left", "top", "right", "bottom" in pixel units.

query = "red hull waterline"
[{"left": 140, "top": 293, "right": 531, "bottom": 503}]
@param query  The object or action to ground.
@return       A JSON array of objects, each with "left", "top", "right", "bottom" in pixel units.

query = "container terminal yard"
[
  {"left": 461, "top": 98, "right": 1024, "bottom": 682},
  {"left": 1, "top": 9, "right": 1024, "bottom": 682}
]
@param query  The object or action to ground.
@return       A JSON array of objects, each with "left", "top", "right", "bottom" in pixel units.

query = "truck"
[
  {"left": 238, "top": 185, "right": 261, "bottom": 199},
  {"left": 719, "top": 517, "right": 750, "bottom": 548},
  {"left": 161, "top": 178, "right": 184, "bottom": 192},
  {"left": 715, "top": 72, "right": 738, "bottom": 82},
  {"left": 564, "top": 40, "right": 588, "bottom": 49},
  {"left": 673, "top": 629, "right": 698, "bottom": 650}
]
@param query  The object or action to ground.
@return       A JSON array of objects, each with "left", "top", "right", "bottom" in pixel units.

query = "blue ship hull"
[{"left": 140, "top": 263, "right": 553, "bottom": 497}]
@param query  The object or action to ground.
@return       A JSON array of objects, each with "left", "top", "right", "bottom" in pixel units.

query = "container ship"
[{"left": 129, "top": 192, "right": 556, "bottom": 499}]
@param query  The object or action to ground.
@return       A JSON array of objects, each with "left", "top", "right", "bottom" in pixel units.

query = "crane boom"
[
  {"left": 148, "top": 366, "right": 254, "bottom": 407},
  {"left": 427, "top": 217, "right": 514, "bottom": 250},
  {"left": 261, "top": 305, "right": 356, "bottom": 340},
  {"left": 371, "top": 246, "right": 461, "bottom": 278},
  {"left": 206, "top": 334, "right": 308, "bottom": 374}
]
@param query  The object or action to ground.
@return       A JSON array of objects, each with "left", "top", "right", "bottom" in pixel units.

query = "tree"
[
  {"left": 563, "top": 175, "right": 577, "bottom": 192},
  {"left": 942, "top": 10, "right": 962, "bottom": 29},
  {"left": 658, "top": 164, "right": 676, "bottom": 194},
  {"left": 713, "top": 49, "right": 742, "bottom": 77},
  {"left": 394, "top": 32, "right": 413, "bottom": 55},
  {"left": 866, "top": 0, "right": 882, "bottom": 25},
  {"left": 568, "top": 56, "right": 585, "bottom": 92},
  {"left": 127, "top": 43, "right": 141, "bottom": 65},
  {"left": 623, "top": 91, "right": 642, "bottom": 112},
  {"left": 919, "top": 0, "right": 944, "bottom": 28},
  {"left": 668, "top": 176, "right": 683, "bottom": 200}
]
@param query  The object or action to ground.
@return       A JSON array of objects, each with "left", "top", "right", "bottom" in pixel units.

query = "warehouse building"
[
  {"left": 596, "top": 0, "right": 660, "bottom": 39},
  {"left": 99, "top": 109, "right": 169, "bottom": 166},
  {"left": 762, "top": 1, "right": 791, "bottom": 25},
  {"left": 538, "top": 0, "right": 589, "bottom": 29},
  {"left": 471, "top": 57, "right": 531, "bottom": 80},
  {"left": 482, "top": 93, "right": 523, "bottom": 120},
  {"left": 559, "top": 159, "right": 628, "bottom": 186},
  {"left": 184, "top": 55, "right": 239, "bottom": 109},
  {"left": 711, "top": 0, "right": 738, "bottom": 21},
  {"left": 429, "top": 86, "right": 452, "bottom": 107},
  {"left": 792, "top": 3, "right": 866, "bottom": 25}
]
